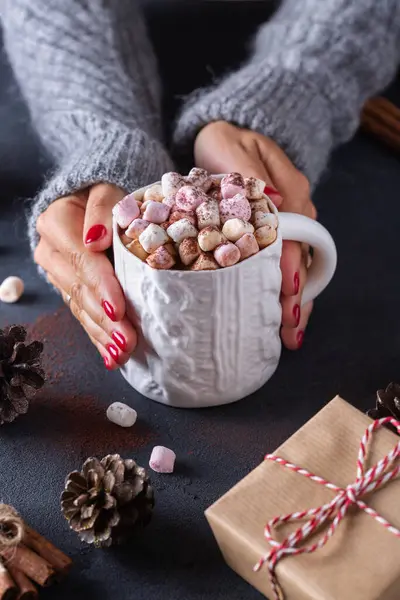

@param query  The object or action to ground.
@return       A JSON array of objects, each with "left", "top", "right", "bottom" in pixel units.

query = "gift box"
[{"left": 205, "top": 396, "right": 400, "bottom": 600}]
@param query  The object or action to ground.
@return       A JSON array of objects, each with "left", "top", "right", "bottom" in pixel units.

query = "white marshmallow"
[
  {"left": 222, "top": 218, "right": 254, "bottom": 242},
  {"left": 198, "top": 226, "right": 226, "bottom": 252},
  {"left": 125, "top": 218, "right": 150, "bottom": 240},
  {"left": 250, "top": 198, "right": 270, "bottom": 217},
  {"left": 214, "top": 242, "right": 241, "bottom": 268},
  {"left": 196, "top": 199, "right": 220, "bottom": 229},
  {"left": 0, "top": 276, "right": 24, "bottom": 303},
  {"left": 149, "top": 446, "right": 176, "bottom": 473},
  {"left": 139, "top": 223, "right": 169, "bottom": 253},
  {"left": 161, "top": 172, "right": 186, "bottom": 197},
  {"left": 106, "top": 402, "right": 137, "bottom": 428},
  {"left": 244, "top": 177, "right": 265, "bottom": 200},
  {"left": 113, "top": 194, "right": 140, "bottom": 228},
  {"left": 253, "top": 211, "right": 278, "bottom": 229},
  {"left": 162, "top": 194, "right": 177, "bottom": 209},
  {"left": 187, "top": 167, "right": 212, "bottom": 191},
  {"left": 167, "top": 219, "right": 198, "bottom": 244},
  {"left": 255, "top": 225, "right": 277, "bottom": 249},
  {"left": 143, "top": 183, "right": 164, "bottom": 203}
]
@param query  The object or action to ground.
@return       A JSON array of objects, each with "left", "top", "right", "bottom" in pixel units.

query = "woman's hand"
[
  {"left": 195, "top": 121, "right": 317, "bottom": 350},
  {"left": 34, "top": 183, "right": 137, "bottom": 369}
]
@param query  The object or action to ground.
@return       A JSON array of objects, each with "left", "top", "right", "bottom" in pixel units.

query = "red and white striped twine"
[{"left": 253, "top": 417, "right": 400, "bottom": 600}]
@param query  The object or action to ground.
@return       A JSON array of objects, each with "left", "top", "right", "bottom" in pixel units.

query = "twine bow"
[{"left": 253, "top": 417, "right": 400, "bottom": 600}]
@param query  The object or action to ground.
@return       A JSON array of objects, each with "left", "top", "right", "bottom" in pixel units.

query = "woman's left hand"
[{"left": 195, "top": 120, "right": 317, "bottom": 350}]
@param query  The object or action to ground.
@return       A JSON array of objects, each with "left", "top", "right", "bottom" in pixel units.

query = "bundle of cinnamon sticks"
[
  {"left": 0, "top": 505, "right": 72, "bottom": 600},
  {"left": 361, "top": 96, "right": 400, "bottom": 152}
]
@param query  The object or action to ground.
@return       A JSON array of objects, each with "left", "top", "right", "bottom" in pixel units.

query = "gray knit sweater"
[{"left": 1, "top": 0, "right": 400, "bottom": 254}]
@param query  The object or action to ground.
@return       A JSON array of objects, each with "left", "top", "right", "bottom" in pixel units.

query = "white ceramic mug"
[{"left": 113, "top": 178, "right": 337, "bottom": 408}]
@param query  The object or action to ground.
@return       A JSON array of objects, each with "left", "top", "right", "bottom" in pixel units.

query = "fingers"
[
  {"left": 83, "top": 183, "right": 126, "bottom": 251},
  {"left": 281, "top": 301, "right": 313, "bottom": 351},
  {"left": 279, "top": 241, "right": 302, "bottom": 298}
]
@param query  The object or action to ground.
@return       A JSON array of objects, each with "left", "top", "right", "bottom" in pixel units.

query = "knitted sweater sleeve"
[
  {"left": 173, "top": 0, "right": 400, "bottom": 188},
  {"left": 0, "top": 0, "right": 173, "bottom": 253}
]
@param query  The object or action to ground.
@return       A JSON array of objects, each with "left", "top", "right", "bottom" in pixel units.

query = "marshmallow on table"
[
  {"left": 244, "top": 177, "right": 265, "bottom": 200},
  {"left": 149, "top": 446, "right": 176, "bottom": 473},
  {"left": 221, "top": 172, "right": 245, "bottom": 199},
  {"left": 255, "top": 225, "right": 277, "bottom": 248},
  {"left": 126, "top": 238, "right": 149, "bottom": 261},
  {"left": 187, "top": 167, "right": 212, "bottom": 191},
  {"left": 178, "top": 238, "right": 201, "bottom": 266},
  {"left": 196, "top": 199, "right": 220, "bottom": 229},
  {"left": 175, "top": 185, "right": 208, "bottom": 212},
  {"left": 235, "top": 233, "right": 259, "bottom": 260},
  {"left": 169, "top": 209, "right": 197, "bottom": 226},
  {"left": 125, "top": 218, "right": 150, "bottom": 240},
  {"left": 143, "top": 183, "right": 164, "bottom": 203},
  {"left": 167, "top": 219, "right": 198, "bottom": 244},
  {"left": 219, "top": 194, "right": 251, "bottom": 224},
  {"left": 106, "top": 402, "right": 137, "bottom": 428},
  {"left": 190, "top": 253, "right": 219, "bottom": 271},
  {"left": 113, "top": 194, "right": 140, "bottom": 228},
  {"left": 139, "top": 223, "right": 169, "bottom": 253},
  {"left": 146, "top": 245, "right": 176, "bottom": 270},
  {"left": 198, "top": 226, "right": 226, "bottom": 252},
  {"left": 0, "top": 276, "right": 24, "bottom": 303},
  {"left": 222, "top": 218, "right": 254, "bottom": 242},
  {"left": 142, "top": 200, "right": 171, "bottom": 224},
  {"left": 214, "top": 242, "right": 241, "bottom": 267},
  {"left": 161, "top": 172, "right": 186, "bottom": 197},
  {"left": 253, "top": 211, "right": 278, "bottom": 229}
]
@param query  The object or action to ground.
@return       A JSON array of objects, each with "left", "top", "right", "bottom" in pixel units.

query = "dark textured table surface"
[{"left": 1, "top": 3, "right": 400, "bottom": 599}]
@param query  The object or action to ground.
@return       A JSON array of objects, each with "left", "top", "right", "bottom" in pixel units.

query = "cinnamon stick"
[
  {"left": 6, "top": 566, "right": 37, "bottom": 600},
  {"left": 23, "top": 526, "right": 72, "bottom": 576},
  {"left": 0, "top": 561, "right": 17, "bottom": 600},
  {"left": 0, "top": 545, "right": 56, "bottom": 587}
]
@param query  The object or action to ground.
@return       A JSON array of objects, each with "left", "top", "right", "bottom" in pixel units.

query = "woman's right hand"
[{"left": 34, "top": 183, "right": 137, "bottom": 370}]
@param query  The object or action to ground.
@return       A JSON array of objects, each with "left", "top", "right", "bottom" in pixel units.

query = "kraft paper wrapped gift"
[{"left": 205, "top": 396, "right": 400, "bottom": 600}]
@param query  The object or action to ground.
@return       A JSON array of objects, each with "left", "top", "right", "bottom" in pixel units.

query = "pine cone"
[
  {"left": 61, "top": 454, "right": 155, "bottom": 547},
  {"left": 0, "top": 325, "right": 45, "bottom": 424},
  {"left": 367, "top": 382, "right": 400, "bottom": 434}
]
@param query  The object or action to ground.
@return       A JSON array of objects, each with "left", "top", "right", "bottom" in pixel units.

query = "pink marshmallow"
[
  {"left": 214, "top": 242, "right": 241, "bottom": 267},
  {"left": 175, "top": 185, "right": 208, "bottom": 212},
  {"left": 143, "top": 200, "right": 171, "bottom": 224},
  {"left": 219, "top": 193, "right": 251, "bottom": 224},
  {"left": 235, "top": 233, "right": 259, "bottom": 260},
  {"left": 112, "top": 193, "right": 140, "bottom": 229},
  {"left": 221, "top": 172, "right": 245, "bottom": 199},
  {"left": 146, "top": 245, "right": 175, "bottom": 270},
  {"left": 149, "top": 446, "right": 176, "bottom": 473},
  {"left": 125, "top": 218, "right": 150, "bottom": 240}
]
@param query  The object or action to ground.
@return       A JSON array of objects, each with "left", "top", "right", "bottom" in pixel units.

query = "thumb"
[{"left": 83, "top": 183, "right": 126, "bottom": 251}]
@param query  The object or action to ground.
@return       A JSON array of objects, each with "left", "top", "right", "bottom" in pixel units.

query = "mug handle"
[{"left": 278, "top": 213, "right": 337, "bottom": 305}]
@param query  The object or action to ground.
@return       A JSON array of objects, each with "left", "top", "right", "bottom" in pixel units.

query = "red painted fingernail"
[
  {"left": 293, "top": 304, "right": 301, "bottom": 327},
  {"left": 112, "top": 331, "right": 127, "bottom": 352},
  {"left": 106, "top": 343, "right": 119, "bottom": 362},
  {"left": 85, "top": 224, "right": 107, "bottom": 245},
  {"left": 103, "top": 355, "right": 112, "bottom": 370},
  {"left": 264, "top": 185, "right": 281, "bottom": 197},
  {"left": 294, "top": 272, "right": 300, "bottom": 295},
  {"left": 102, "top": 300, "right": 117, "bottom": 322},
  {"left": 297, "top": 330, "right": 304, "bottom": 348}
]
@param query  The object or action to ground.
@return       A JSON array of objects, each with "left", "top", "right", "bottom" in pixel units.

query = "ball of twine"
[{"left": 0, "top": 504, "right": 24, "bottom": 551}]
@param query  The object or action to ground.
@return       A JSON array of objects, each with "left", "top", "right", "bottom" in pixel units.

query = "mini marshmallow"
[
  {"left": 253, "top": 211, "right": 278, "bottom": 230},
  {"left": 255, "top": 225, "right": 277, "bottom": 249},
  {"left": 214, "top": 242, "right": 241, "bottom": 267},
  {"left": 244, "top": 177, "right": 265, "bottom": 200},
  {"left": 222, "top": 218, "right": 254, "bottom": 242},
  {"left": 120, "top": 233, "right": 132, "bottom": 246},
  {"left": 187, "top": 167, "right": 212, "bottom": 191},
  {"left": 125, "top": 218, "right": 150, "bottom": 239},
  {"left": 132, "top": 189, "right": 145, "bottom": 202},
  {"left": 139, "top": 223, "right": 169, "bottom": 253},
  {"left": 0, "top": 276, "right": 24, "bottom": 303},
  {"left": 149, "top": 446, "right": 176, "bottom": 473},
  {"left": 250, "top": 198, "right": 270, "bottom": 216},
  {"left": 235, "top": 233, "right": 259, "bottom": 260},
  {"left": 142, "top": 200, "right": 171, "bottom": 224},
  {"left": 146, "top": 245, "right": 176, "bottom": 270},
  {"left": 143, "top": 183, "right": 164, "bottom": 203},
  {"left": 190, "top": 253, "right": 219, "bottom": 271},
  {"left": 126, "top": 238, "right": 149, "bottom": 261},
  {"left": 164, "top": 242, "right": 177, "bottom": 258},
  {"left": 167, "top": 219, "right": 198, "bottom": 244},
  {"left": 175, "top": 185, "right": 208, "bottom": 212},
  {"left": 113, "top": 194, "right": 140, "bottom": 228},
  {"left": 161, "top": 172, "right": 186, "bottom": 197},
  {"left": 196, "top": 199, "right": 220, "bottom": 229},
  {"left": 219, "top": 193, "right": 251, "bottom": 224},
  {"left": 169, "top": 210, "right": 196, "bottom": 226},
  {"left": 140, "top": 200, "right": 151, "bottom": 214},
  {"left": 198, "top": 226, "right": 225, "bottom": 252},
  {"left": 106, "top": 402, "right": 137, "bottom": 428},
  {"left": 208, "top": 187, "right": 222, "bottom": 202},
  {"left": 221, "top": 172, "right": 245, "bottom": 199},
  {"left": 178, "top": 238, "right": 201, "bottom": 266},
  {"left": 162, "top": 194, "right": 176, "bottom": 209}
]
